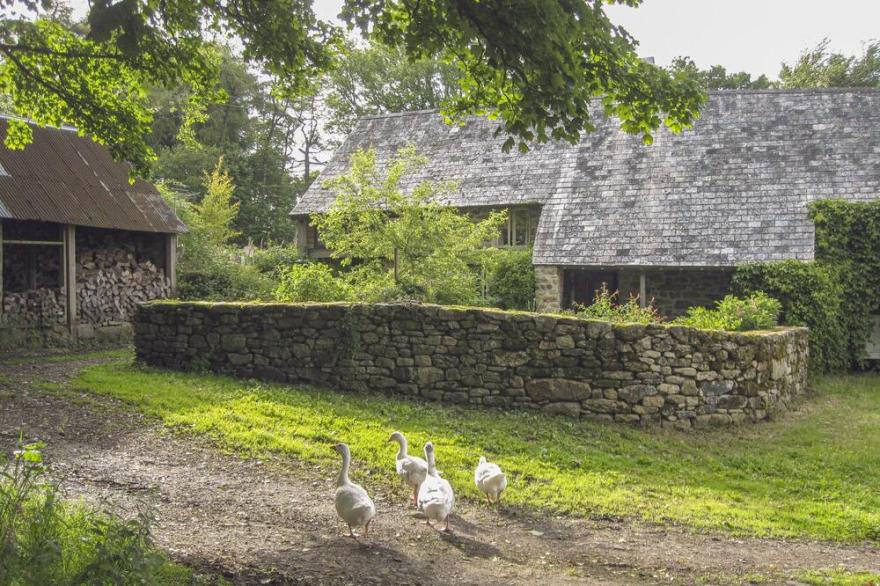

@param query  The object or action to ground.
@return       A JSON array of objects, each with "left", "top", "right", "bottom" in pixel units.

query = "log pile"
[
  {"left": 77, "top": 245, "right": 170, "bottom": 326},
  {"left": 1, "top": 288, "right": 65, "bottom": 326}
]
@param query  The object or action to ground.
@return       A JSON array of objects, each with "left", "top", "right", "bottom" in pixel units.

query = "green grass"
[
  {"left": 72, "top": 364, "right": 880, "bottom": 543},
  {"left": 0, "top": 347, "right": 132, "bottom": 366},
  {"left": 796, "top": 568, "right": 880, "bottom": 585}
]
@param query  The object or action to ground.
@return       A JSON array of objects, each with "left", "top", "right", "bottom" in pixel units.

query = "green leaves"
[
  {"left": 0, "top": 0, "right": 341, "bottom": 175},
  {"left": 313, "top": 145, "right": 506, "bottom": 304},
  {"left": 342, "top": 0, "right": 705, "bottom": 152}
]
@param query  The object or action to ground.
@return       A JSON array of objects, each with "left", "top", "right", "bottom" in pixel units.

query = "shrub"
[
  {"left": 178, "top": 261, "right": 274, "bottom": 301},
  {"left": 732, "top": 261, "right": 847, "bottom": 372},
  {"left": 0, "top": 440, "right": 199, "bottom": 585},
  {"left": 480, "top": 248, "right": 536, "bottom": 310},
  {"left": 810, "top": 199, "right": 880, "bottom": 369},
  {"left": 249, "top": 244, "right": 302, "bottom": 275},
  {"left": 571, "top": 285, "right": 661, "bottom": 324},
  {"left": 674, "top": 292, "right": 782, "bottom": 332},
  {"left": 274, "top": 262, "right": 352, "bottom": 302}
]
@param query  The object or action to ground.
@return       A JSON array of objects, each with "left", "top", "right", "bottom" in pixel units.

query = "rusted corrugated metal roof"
[{"left": 0, "top": 118, "right": 186, "bottom": 233}]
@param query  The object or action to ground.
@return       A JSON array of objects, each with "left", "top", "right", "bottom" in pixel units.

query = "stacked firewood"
[
  {"left": 1, "top": 288, "right": 65, "bottom": 325},
  {"left": 77, "top": 245, "right": 170, "bottom": 325}
]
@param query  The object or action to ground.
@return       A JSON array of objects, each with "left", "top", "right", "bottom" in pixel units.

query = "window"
[{"left": 497, "top": 207, "right": 539, "bottom": 247}]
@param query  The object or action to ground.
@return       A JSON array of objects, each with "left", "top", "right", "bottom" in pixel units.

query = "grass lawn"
[
  {"left": 0, "top": 347, "right": 132, "bottom": 366},
  {"left": 72, "top": 362, "right": 880, "bottom": 543}
]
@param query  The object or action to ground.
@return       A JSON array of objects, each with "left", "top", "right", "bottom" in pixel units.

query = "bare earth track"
[{"left": 1, "top": 355, "right": 878, "bottom": 585}]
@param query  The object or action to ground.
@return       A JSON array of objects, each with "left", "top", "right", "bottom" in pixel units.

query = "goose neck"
[
  {"left": 396, "top": 436, "right": 408, "bottom": 459},
  {"left": 426, "top": 449, "right": 436, "bottom": 476},
  {"left": 337, "top": 449, "right": 351, "bottom": 487}
]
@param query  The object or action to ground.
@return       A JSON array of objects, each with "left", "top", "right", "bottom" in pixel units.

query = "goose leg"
[
  {"left": 442, "top": 516, "right": 453, "bottom": 533},
  {"left": 364, "top": 519, "right": 371, "bottom": 538},
  {"left": 412, "top": 485, "right": 419, "bottom": 507},
  {"left": 347, "top": 524, "right": 357, "bottom": 539},
  {"left": 485, "top": 492, "right": 491, "bottom": 505}
]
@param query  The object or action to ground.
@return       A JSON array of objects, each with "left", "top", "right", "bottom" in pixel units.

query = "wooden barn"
[{"left": 0, "top": 118, "right": 185, "bottom": 348}]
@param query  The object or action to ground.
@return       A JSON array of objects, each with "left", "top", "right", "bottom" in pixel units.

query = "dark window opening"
[{"left": 563, "top": 269, "right": 619, "bottom": 308}]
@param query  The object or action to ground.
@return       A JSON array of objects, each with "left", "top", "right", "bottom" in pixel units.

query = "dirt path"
[{"left": 1, "top": 356, "right": 878, "bottom": 585}]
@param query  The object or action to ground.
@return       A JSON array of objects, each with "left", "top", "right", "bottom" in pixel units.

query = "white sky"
[{"left": 67, "top": 0, "right": 879, "bottom": 79}]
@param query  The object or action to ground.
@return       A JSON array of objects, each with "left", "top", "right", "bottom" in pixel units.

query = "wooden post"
[
  {"left": 295, "top": 218, "right": 308, "bottom": 256},
  {"left": 63, "top": 224, "right": 76, "bottom": 332},
  {"left": 165, "top": 233, "right": 177, "bottom": 295},
  {"left": 639, "top": 272, "right": 647, "bottom": 309}
]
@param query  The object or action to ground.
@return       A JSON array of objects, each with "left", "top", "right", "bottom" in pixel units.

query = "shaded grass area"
[
  {"left": 73, "top": 364, "right": 880, "bottom": 543},
  {"left": 0, "top": 347, "right": 132, "bottom": 367}
]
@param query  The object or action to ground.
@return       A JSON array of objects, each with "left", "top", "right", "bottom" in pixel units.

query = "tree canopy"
[
  {"left": 311, "top": 145, "right": 506, "bottom": 303},
  {"left": 779, "top": 39, "right": 880, "bottom": 89},
  {"left": 0, "top": 0, "right": 704, "bottom": 173},
  {"left": 668, "top": 57, "right": 772, "bottom": 91}
]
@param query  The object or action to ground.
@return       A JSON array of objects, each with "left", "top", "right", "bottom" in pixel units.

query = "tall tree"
[
  {"left": 324, "top": 41, "right": 461, "bottom": 136},
  {"left": 0, "top": 0, "right": 704, "bottom": 173},
  {"left": 0, "top": 0, "right": 336, "bottom": 174},
  {"left": 779, "top": 39, "right": 880, "bottom": 88},
  {"left": 668, "top": 57, "right": 772, "bottom": 90}
]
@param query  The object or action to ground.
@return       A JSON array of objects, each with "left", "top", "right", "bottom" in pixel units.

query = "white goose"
[
  {"left": 332, "top": 443, "right": 376, "bottom": 539},
  {"left": 388, "top": 431, "right": 428, "bottom": 507},
  {"left": 417, "top": 442, "right": 455, "bottom": 532},
  {"left": 474, "top": 456, "right": 508, "bottom": 505}
]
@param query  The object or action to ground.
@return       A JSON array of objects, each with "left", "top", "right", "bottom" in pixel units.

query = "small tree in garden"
[
  {"left": 192, "top": 158, "right": 240, "bottom": 249},
  {"left": 313, "top": 146, "right": 506, "bottom": 304}
]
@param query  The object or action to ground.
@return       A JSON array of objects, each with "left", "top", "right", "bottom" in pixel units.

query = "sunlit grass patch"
[
  {"left": 796, "top": 567, "right": 880, "bottom": 586},
  {"left": 73, "top": 364, "right": 880, "bottom": 543}
]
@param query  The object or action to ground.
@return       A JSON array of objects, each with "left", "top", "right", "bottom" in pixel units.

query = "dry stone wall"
[{"left": 134, "top": 302, "right": 809, "bottom": 428}]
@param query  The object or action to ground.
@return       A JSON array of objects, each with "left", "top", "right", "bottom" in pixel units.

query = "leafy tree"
[
  {"left": 312, "top": 146, "right": 506, "bottom": 304},
  {"left": 0, "top": 0, "right": 337, "bottom": 174},
  {"left": 193, "top": 158, "right": 239, "bottom": 248},
  {"left": 668, "top": 57, "right": 772, "bottom": 90},
  {"left": 148, "top": 53, "right": 306, "bottom": 244},
  {"left": 324, "top": 41, "right": 461, "bottom": 136},
  {"left": 0, "top": 0, "right": 703, "bottom": 172},
  {"left": 779, "top": 38, "right": 880, "bottom": 88}
]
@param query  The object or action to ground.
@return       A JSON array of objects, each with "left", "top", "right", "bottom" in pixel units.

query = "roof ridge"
[
  {"left": 0, "top": 113, "right": 78, "bottom": 133},
  {"left": 356, "top": 88, "right": 880, "bottom": 123}
]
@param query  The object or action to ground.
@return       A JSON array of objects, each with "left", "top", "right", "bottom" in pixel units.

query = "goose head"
[
  {"left": 388, "top": 431, "right": 405, "bottom": 444},
  {"left": 479, "top": 456, "right": 487, "bottom": 465},
  {"left": 333, "top": 442, "right": 350, "bottom": 457}
]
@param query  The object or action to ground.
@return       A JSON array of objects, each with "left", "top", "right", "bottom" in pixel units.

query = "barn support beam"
[
  {"left": 165, "top": 233, "right": 177, "bottom": 295},
  {"left": 63, "top": 224, "right": 77, "bottom": 332},
  {"left": 295, "top": 217, "right": 308, "bottom": 256},
  {"left": 639, "top": 272, "right": 647, "bottom": 309}
]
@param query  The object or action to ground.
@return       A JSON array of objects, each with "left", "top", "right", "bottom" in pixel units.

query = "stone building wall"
[
  {"left": 135, "top": 302, "right": 809, "bottom": 429},
  {"left": 535, "top": 265, "right": 563, "bottom": 312}
]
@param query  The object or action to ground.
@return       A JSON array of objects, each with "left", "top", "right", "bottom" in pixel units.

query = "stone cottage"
[
  {"left": 0, "top": 117, "right": 186, "bottom": 347},
  {"left": 292, "top": 89, "right": 880, "bottom": 318}
]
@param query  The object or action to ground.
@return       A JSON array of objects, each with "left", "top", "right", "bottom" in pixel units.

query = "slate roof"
[
  {"left": 0, "top": 118, "right": 186, "bottom": 233},
  {"left": 293, "top": 89, "right": 880, "bottom": 267}
]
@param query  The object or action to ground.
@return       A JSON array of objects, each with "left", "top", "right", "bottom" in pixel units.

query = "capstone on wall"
[{"left": 135, "top": 302, "right": 809, "bottom": 429}]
